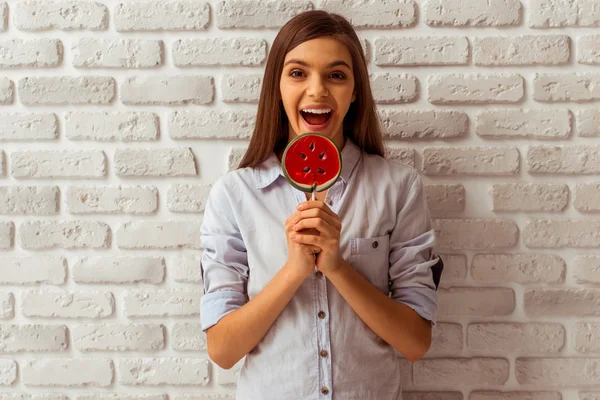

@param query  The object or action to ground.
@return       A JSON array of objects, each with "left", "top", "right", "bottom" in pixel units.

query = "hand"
[
  {"left": 290, "top": 200, "right": 343, "bottom": 275},
  {"left": 284, "top": 211, "right": 321, "bottom": 281}
]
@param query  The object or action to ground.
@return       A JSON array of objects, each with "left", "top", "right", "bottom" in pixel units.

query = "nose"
[{"left": 306, "top": 75, "right": 328, "bottom": 98}]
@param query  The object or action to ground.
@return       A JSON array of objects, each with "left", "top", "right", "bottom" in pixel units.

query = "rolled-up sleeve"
[
  {"left": 200, "top": 178, "right": 249, "bottom": 332},
  {"left": 389, "top": 169, "right": 443, "bottom": 326}
]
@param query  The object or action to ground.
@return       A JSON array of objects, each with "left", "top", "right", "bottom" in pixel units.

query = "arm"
[{"left": 206, "top": 263, "right": 305, "bottom": 370}]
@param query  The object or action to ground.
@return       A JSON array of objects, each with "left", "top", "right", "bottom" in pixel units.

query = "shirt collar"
[{"left": 254, "top": 136, "right": 361, "bottom": 190}]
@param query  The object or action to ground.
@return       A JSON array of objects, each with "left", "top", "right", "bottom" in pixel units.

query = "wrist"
[{"left": 323, "top": 256, "right": 350, "bottom": 279}]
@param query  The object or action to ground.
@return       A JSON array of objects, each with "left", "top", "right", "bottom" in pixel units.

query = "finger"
[
  {"left": 294, "top": 217, "right": 337, "bottom": 238},
  {"left": 297, "top": 200, "right": 337, "bottom": 218},
  {"left": 296, "top": 209, "right": 341, "bottom": 231}
]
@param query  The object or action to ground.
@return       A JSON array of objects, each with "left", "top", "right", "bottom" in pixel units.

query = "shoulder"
[
  {"left": 207, "top": 166, "right": 258, "bottom": 208},
  {"left": 360, "top": 150, "right": 420, "bottom": 189}
]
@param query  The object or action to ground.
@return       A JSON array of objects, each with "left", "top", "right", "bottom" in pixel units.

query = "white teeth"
[{"left": 302, "top": 109, "right": 332, "bottom": 114}]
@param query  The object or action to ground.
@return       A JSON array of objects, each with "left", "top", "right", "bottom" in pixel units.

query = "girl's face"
[{"left": 280, "top": 37, "right": 356, "bottom": 149}]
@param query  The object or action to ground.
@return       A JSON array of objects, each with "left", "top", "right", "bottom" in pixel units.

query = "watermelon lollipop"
[{"left": 281, "top": 133, "right": 342, "bottom": 200}]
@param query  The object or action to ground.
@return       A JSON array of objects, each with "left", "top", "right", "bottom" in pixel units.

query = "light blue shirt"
[{"left": 200, "top": 137, "right": 443, "bottom": 400}]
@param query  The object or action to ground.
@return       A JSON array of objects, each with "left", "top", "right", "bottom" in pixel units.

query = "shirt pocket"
[{"left": 349, "top": 234, "right": 390, "bottom": 293}]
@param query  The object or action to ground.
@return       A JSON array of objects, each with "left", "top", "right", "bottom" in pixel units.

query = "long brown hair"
[{"left": 237, "top": 10, "right": 384, "bottom": 170}]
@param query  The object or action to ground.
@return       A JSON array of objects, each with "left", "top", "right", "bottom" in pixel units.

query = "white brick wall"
[{"left": 0, "top": 0, "right": 599, "bottom": 399}]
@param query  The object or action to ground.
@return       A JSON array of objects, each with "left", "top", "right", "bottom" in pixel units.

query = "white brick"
[
  {"left": 438, "top": 254, "right": 468, "bottom": 287},
  {"left": 0, "top": 78, "right": 13, "bottom": 104},
  {"left": 0, "top": 39, "right": 62, "bottom": 67},
  {"left": 320, "top": 0, "right": 416, "bottom": 28},
  {"left": 77, "top": 396, "right": 166, "bottom": 400},
  {"left": 528, "top": 145, "right": 600, "bottom": 174},
  {"left": 423, "top": 147, "right": 520, "bottom": 176},
  {"left": 434, "top": 219, "right": 519, "bottom": 250},
  {"left": 0, "top": 3, "right": 6, "bottom": 31},
  {"left": 581, "top": 394, "right": 600, "bottom": 400},
  {"left": 0, "top": 221, "right": 13, "bottom": 249},
  {"left": 574, "top": 323, "right": 600, "bottom": 353},
  {"left": 530, "top": 0, "right": 600, "bottom": 27},
  {"left": 375, "top": 37, "right": 468, "bottom": 66},
  {"left": 379, "top": 110, "right": 468, "bottom": 140},
  {"left": 471, "top": 392, "right": 562, "bottom": 400},
  {"left": 0, "top": 396, "right": 69, "bottom": 400},
  {"left": 578, "top": 35, "right": 600, "bottom": 65},
  {"left": 19, "top": 77, "right": 115, "bottom": 105},
  {"left": 525, "top": 288, "right": 600, "bottom": 316},
  {"left": 425, "top": 184, "right": 465, "bottom": 212},
  {"left": 429, "top": 74, "right": 524, "bottom": 104},
  {"left": 0, "top": 325, "right": 68, "bottom": 352},
  {"left": 228, "top": 147, "right": 248, "bottom": 171},
  {"left": 474, "top": 35, "right": 570, "bottom": 66},
  {"left": 0, "top": 113, "right": 57, "bottom": 141},
  {"left": 491, "top": 183, "right": 568, "bottom": 212},
  {"left": 0, "top": 292, "right": 14, "bottom": 319},
  {"left": 124, "top": 289, "right": 202, "bottom": 317},
  {"left": 114, "top": 148, "right": 197, "bottom": 177},
  {"left": 15, "top": 1, "right": 108, "bottom": 31},
  {"left": 73, "top": 256, "right": 165, "bottom": 284},
  {"left": 22, "top": 358, "right": 113, "bottom": 386},
  {"left": 424, "top": 0, "right": 521, "bottom": 27},
  {"left": 217, "top": 0, "right": 312, "bottom": 28},
  {"left": 66, "top": 185, "right": 158, "bottom": 214},
  {"left": 525, "top": 220, "right": 600, "bottom": 248},
  {"left": 414, "top": 358, "right": 509, "bottom": 386},
  {"left": 0, "top": 150, "right": 4, "bottom": 176},
  {"left": 476, "top": 109, "right": 572, "bottom": 139},
  {"left": 384, "top": 146, "right": 416, "bottom": 168},
  {"left": 573, "top": 256, "right": 600, "bottom": 284},
  {"left": 0, "top": 360, "right": 16, "bottom": 385},
  {"left": 120, "top": 76, "right": 213, "bottom": 105},
  {"left": 533, "top": 73, "right": 600, "bottom": 102},
  {"left": 171, "top": 255, "right": 203, "bottom": 283},
  {"left": 73, "top": 39, "right": 163, "bottom": 68},
  {"left": 0, "top": 186, "right": 59, "bottom": 215},
  {"left": 467, "top": 323, "right": 565, "bottom": 353},
  {"left": 439, "top": 288, "right": 515, "bottom": 317},
  {"left": 0, "top": 257, "right": 66, "bottom": 285},
  {"left": 404, "top": 393, "right": 462, "bottom": 400},
  {"left": 11, "top": 150, "right": 106, "bottom": 178},
  {"left": 472, "top": 253, "right": 565, "bottom": 284},
  {"left": 117, "top": 221, "right": 202, "bottom": 249},
  {"left": 66, "top": 112, "right": 159, "bottom": 141},
  {"left": 221, "top": 74, "right": 261, "bottom": 103},
  {"left": 19, "top": 220, "right": 110, "bottom": 249},
  {"left": 167, "top": 184, "right": 212, "bottom": 213},
  {"left": 73, "top": 324, "right": 164, "bottom": 351},
  {"left": 575, "top": 183, "right": 600, "bottom": 212},
  {"left": 427, "top": 323, "right": 463, "bottom": 357},
  {"left": 22, "top": 290, "right": 114, "bottom": 318},
  {"left": 169, "top": 111, "right": 255, "bottom": 140},
  {"left": 173, "top": 39, "right": 267, "bottom": 67},
  {"left": 577, "top": 109, "right": 600, "bottom": 137},
  {"left": 370, "top": 73, "right": 418, "bottom": 103},
  {"left": 118, "top": 358, "right": 210, "bottom": 386},
  {"left": 171, "top": 323, "right": 207, "bottom": 351},
  {"left": 516, "top": 358, "right": 600, "bottom": 386},
  {"left": 173, "top": 395, "right": 234, "bottom": 400},
  {"left": 115, "top": 1, "right": 209, "bottom": 31}
]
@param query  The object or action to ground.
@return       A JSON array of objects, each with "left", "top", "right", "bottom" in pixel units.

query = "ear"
[{"left": 351, "top": 91, "right": 356, "bottom": 103}]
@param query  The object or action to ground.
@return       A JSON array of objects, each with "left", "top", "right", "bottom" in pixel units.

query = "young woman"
[{"left": 200, "top": 10, "right": 443, "bottom": 400}]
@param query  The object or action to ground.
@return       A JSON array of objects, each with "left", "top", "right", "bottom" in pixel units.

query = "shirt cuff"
[
  {"left": 392, "top": 287, "right": 438, "bottom": 326},
  {"left": 200, "top": 290, "right": 247, "bottom": 332}
]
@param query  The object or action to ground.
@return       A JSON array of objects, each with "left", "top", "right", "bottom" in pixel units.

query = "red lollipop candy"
[{"left": 281, "top": 133, "right": 342, "bottom": 200}]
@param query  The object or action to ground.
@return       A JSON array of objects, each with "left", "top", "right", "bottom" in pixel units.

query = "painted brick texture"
[{"left": 0, "top": 0, "right": 598, "bottom": 398}]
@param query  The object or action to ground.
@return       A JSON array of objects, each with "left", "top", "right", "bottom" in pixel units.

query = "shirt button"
[
  {"left": 318, "top": 311, "right": 326, "bottom": 319},
  {"left": 320, "top": 349, "right": 328, "bottom": 357},
  {"left": 321, "top": 387, "right": 329, "bottom": 395},
  {"left": 326, "top": 199, "right": 333, "bottom": 206},
  {"left": 372, "top": 240, "right": 379, "bottom": 249},
  {"left": 315, "top": 270, "right": 323, "bottom": 278}
]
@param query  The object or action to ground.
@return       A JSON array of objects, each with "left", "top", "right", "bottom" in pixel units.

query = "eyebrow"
[{"left": 283, "top": 59, "right": 352, "bottom": 69}]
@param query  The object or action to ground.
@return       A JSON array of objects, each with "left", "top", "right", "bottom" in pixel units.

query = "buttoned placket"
[{"left": 295, "top": 180, "right": 343, "bottom": 399}]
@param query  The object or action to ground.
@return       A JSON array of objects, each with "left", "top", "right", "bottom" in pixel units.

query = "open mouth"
[{"left": 300, "top": 109, "right": 333, "bottom": 128}]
